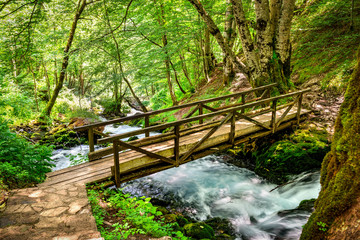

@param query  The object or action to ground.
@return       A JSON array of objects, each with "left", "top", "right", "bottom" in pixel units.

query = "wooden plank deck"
[{"left": 39, "top": 108, "right": 310, "bottom": 187}]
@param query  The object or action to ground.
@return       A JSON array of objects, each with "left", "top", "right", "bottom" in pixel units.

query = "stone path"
[{"left": 0, "top": 183, "right": 103, "bottom": 240}]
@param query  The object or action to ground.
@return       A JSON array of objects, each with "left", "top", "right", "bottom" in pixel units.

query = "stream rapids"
[{"left": 50, "top": 123, "right": 320, "bottom": 240}]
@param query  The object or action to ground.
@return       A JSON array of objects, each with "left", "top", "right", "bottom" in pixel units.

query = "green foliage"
[
  {"left": 0, "top": 119, "right": 53, "bottom": 188},
  {"left": 253, "top": 128, "right": 330, "bottom": 184},
  {"left": 292, "top": 0, "right": 360, "bottom": 91},
  {"left": 316, "top": 221, "right": 327, "bottom": 232},
  {"left": 0, "top": 78, "right": 40, "bottom": 124},
  {"left": 87, "top": 188, "right": 188, "bottom": 240}
]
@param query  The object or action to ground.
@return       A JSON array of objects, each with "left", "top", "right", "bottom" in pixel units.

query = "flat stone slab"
[{"left": 0, "top": 184, "right": 103, "bottom": 240}]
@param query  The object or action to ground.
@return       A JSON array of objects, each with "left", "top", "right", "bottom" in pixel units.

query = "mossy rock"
[
  {"left": 176, "top": 215, "right": 190, "bottom": 227},
  {"left": 253, "top": 128, "right": 330, "bottom": 184},
  {"left": 163, "top": 214, "right": 177, "bottom": 223},
  {"left": 184, "top": 222, "right": 215, "bottom": 239},
  {"left": 156, "top": 206, "right": 169, "bottom": 215},
  {"left": 205, "top": 217, "right": 235, "bottom": 237},
  {"left": 297, "top": 198, "right": 316, "bottom": 211}
]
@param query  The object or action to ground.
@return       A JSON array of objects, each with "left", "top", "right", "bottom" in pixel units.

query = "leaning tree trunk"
[
  {"left": 40, "top": 0, "right": 87, "bottom": 119},
  {"left": 189, "top": 0, "right": 295, "bottom": 92},
  {"left": 300, "top": 46, "right": 360, "bottom": 240}
]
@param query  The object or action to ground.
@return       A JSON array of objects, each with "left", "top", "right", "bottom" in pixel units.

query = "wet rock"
[
  {"left": 205, "top": 217, "right": 236, "bottom": 238},
  {"left": 184, "top": 222, "right": 215, "bottom": 239},
  {"left": 163, "top": 214, "right": 177, "bottom": 223}
]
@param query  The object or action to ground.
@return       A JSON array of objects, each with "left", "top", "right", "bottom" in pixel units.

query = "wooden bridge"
[{"left": 40, "top": 84, "right": 311, "bottom": 187}]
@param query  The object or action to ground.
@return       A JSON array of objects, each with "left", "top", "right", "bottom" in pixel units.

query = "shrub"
[{"left": 0, "top": 119, "right": 53, "bottom": 188}]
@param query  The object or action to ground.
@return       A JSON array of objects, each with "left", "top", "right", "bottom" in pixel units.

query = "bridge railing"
[
  {"left": 74, "top": 82, "right": 277, "bottom": 154},
  {"left": 95, "top": 88, "right": 310, "bottom": 187}
]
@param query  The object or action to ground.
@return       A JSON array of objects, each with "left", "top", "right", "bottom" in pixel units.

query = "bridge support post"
[
  {"left": 88, "top": 128, "right": 94, "bottom": 152},
  {"left": 145, "top": 115, "right": 150, "bottom": 137},
  {"left": 271, "top": 99, "right": 277, "bottom": 133},
  {"left": 199, "top": 103, "right": 203, "bottom": 124},
  {"left": 229, "top": 111, "right": 236, "bottom": 146},
  {"left": 113, "top": 140, "right": 121, "bottom": 188},
  {"left": 241, "top": 94, "right": 245, "bottom": 113},
  {"left": 174, "top": 125, "right": 180, "bottom": 167},
  {"left": 296, "top": 93, "right": 303, "bottom": 125}
]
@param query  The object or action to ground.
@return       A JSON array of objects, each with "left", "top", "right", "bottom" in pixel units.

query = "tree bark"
[
  {"left": 223, "top": 0, "right": 236, "bottom": 86},
  {"left": 159, "top": 2, "right": 177, "bottom": 105},
  {"left": 103, "top": 1, "right": 147, "bottom": 112},
  {"left": 300, "top": 46, "right": 360, "bottom": 240},
  {"left": 42, "top": 62, "right": 51, "bottom": 100},
  {"left": 189, "top": 0, "right": 295, "bottom": 92},
  {"left": 188, "top": 0, "right": 248, "bottom": 77},
  {"left": 170, "top": 61, "right": 186, "bottom": 94},
  {"left": 179, "top": 53, "right": 194, "bottom": 87},
  {"left": 40, "top": 0, "right": 87, "bottom": 119}
]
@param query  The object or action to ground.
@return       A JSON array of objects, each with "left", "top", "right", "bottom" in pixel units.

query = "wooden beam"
[
  {"left": 276, "top": 98, "right": 298, "bottom": 128},
  {"left": 74, "top": 83, "right": 278, "bottom": 131},
  {"left": 97, "top": 89, "right": 311, "bottom": 144},
  {"left": 179, "top": 113, "right": 233, "bottom": 163},
  {"left": 117, "top": 140, "right": 176, "bottom": 165},
  {"left": 88, "top": 128, "right": 94, "bottom": 153},
  {"left": 113, "top": 140, "right": 121, "bottom": 188},
  {"left": 174, "top": 125, "right": 180, "bottom": 167},
  {"left": 235, "top": 113, "right": 271, "bottom": 130},
  {"left": 145, "top": 115, "right": 150, "bottom": 137}
]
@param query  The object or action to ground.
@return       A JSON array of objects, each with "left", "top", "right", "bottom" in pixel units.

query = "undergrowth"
[{"left": 87, "top": 187, "right": 188, "bottom": 240}]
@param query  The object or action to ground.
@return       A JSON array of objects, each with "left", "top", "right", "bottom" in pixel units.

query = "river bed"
[{"left": 50, "top": 123, "right": 320, "bottom": 240}]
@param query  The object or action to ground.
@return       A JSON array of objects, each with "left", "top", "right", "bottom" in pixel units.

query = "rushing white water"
[
  {"left": 122, "top": 156, "right": 321, "bottom": 240},
  {"left": 51, "top": 123, "right": 157, "bottom": 171},
  {"left": 50, "top": 120, "right": 321, "bottom": 239}
]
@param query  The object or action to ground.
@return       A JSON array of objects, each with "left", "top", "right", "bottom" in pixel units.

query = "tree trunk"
[
  {"left": 179, "top": 53, "right": 194, "bottom": 87},
  {"left": 170, "top": 61, "right": 186, "bottom": 94},
  {"left": 29, "top": 65, "right": 39, "bottom": 112},
  {"left": 350, "top": 0, "right": 355, "bottom": 31},
  {"left": 188, "top": 0, "right": 295, "bottom": 92},
  {"left": 203, "top": 27, "right": 212, "bottom": 81},
  {"left": 159, "top": 3, "right": 177, "bottom": 105},
  {"left": 103, "top": 1, "right": 147, "bottom": 112},
  {"left": 40, "top": 0, "right": 87, "bottom": 119},
  {"left": 223, "top": 0, "right": 236, "bottom": 86},
  {"left": 300, "top": 46, "right": 360, "bottom": 240},
  {"left": 43, "top": 62, "right": 51, "bottom": 100}
]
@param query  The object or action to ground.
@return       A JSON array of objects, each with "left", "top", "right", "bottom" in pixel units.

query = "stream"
[{"left": 50, "top": 122, "right": 320, "bottom": 240}]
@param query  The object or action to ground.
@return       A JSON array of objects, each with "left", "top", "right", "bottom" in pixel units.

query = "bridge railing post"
[
  {"left": 229, "top": 110, "right": 236, "bottom": 146},
  {"left": 271, "top": 99, "right": 277, "bottom": 133},
  {"left": 88, "top": 127, "right": 95, "bottom": 152},
  {"left": 113, "top": 139, "right": 121, "bottom": 188},
  {"left": 199, "top": 103, "right": 203, "bottom": 124},
  {"left": 241, "top": 94, "right": 245, "bottom": 113},
  {"left": 145, "top": 115, "right": 150, "bottom": 137},
  {"left": 296, "top": 93, "right": 303, "bottom": 125},
  {"left": 174, "top": 125, "right": 180, "bottom": 167}
]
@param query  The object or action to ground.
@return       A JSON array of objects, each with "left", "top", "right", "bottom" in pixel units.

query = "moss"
[
  {"left": 184, "top": 222, "right": 215, "bottom": 239},
  {"left": 163, "top": 214, "right": 177, "bottom": 223},
  {"left": 254, "top": 128, "right": 330, "bottom": 184},
  {"left": 300, "top": 47, "right": 360, "bottom": 239}
]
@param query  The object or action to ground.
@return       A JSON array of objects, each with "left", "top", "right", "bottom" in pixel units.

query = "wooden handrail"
[
  {"left": 98, "top": 88, "right": 310, "bottom": 144},
  {"left": 74, "top": 83, "right": 277, "bottom": 131}
]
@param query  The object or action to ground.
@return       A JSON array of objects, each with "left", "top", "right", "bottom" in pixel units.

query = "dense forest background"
[{"left": 0, "top": 0, "right": 359, "bottom": 125}]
